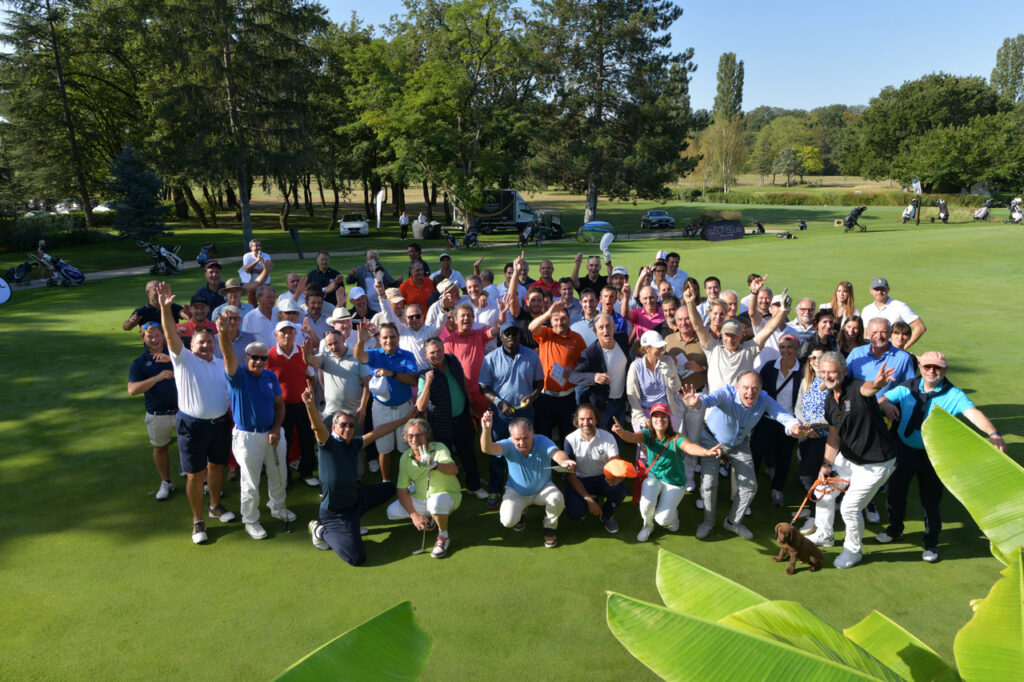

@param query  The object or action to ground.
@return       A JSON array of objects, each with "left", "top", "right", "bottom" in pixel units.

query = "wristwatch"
[{"left": 989, "top": 431, "right": 1002, "bottom": 438}]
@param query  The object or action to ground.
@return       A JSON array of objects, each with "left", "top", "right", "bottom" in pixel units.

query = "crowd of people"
[{"left": 125, "top": 239, "right": 1006, "bottom": 568}]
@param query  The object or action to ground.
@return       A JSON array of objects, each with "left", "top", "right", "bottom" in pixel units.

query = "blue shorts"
[{"left": 176, "top": 413, "right": 231, "bottom": 474}]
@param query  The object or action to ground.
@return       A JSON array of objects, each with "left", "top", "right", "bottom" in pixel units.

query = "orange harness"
[{"left": 791, "top": 477, "right": 850, "bottom": 523}]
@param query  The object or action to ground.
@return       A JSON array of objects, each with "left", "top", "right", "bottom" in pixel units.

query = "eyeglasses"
[
  {"left": 247, "top": 354, "right": 269, "bottom": 362},
  {"left": 921, "top": 364, "right": 945, "bottom": 372},
  {"left": 798, "top": 307, "right": 814, "bottom": 312},
  {"left": 226, "top": 316, "right": 241, "bottom": 322},
  {"left": 337, "top": 422, "right": 355, "bottom": 429},
  {"left": 406, "top": 314, "right": 422, "bottom": 320},
  {"left": 141, "top": 322, "right": 160, "bottom": 329}
]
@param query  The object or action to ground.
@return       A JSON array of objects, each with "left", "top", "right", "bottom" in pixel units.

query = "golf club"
[
  {"left": 270, "top": 433, "right": 291, "bottom": 533},
  {"left": 411, "top": 444, "right": 434, "bottom": 555}
]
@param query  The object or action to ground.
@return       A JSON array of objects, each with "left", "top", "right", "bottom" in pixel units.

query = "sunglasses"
[
  {"left": 921, "top": 364, "right": 945, "bottom": 372},
  {"left": 247, "top": 354, "right": 269, "bottom": 362},
  {"left": 406, "top": 313, "right": 422, "bottom": 320},
  {"left": 337, "top": 422, "right": 355, "bottom": 429},
  {"left": 141, "top": 322, "right": 160, "bottom": 329}
]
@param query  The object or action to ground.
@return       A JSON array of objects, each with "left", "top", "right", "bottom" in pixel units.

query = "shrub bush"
[{"left": 0, "top": 213, "right": 113, "bottom": 253}]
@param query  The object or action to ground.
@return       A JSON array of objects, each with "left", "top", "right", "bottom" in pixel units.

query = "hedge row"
[
  {"left": 678, "top": 188, "right": 990, "bottom": 208},
  {"left": 0, "top": 212, "right": 115, "bottom": 253}
]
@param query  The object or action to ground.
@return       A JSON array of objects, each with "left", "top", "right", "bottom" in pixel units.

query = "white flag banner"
[{"left": 375, "top": 189, "right": 386, "bottom": 230}]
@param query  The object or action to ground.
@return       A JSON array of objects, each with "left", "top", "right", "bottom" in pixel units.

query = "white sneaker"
[
  {"left": 834, "top": 549, "right": 862, "bottom": 569},
  {"left": 271, "top": 508, "right": 297, "bottom": 522},
  {"left": 469, "top": 488, "right": 489, "bottom": 501},
  {"left": 303, "top": 477, "right": 320, "bottom": 487},
  {"left": 806, "top": 531, "right": 834, "bottom": 547},
  {"left": 191, "top": 521, "right": 207, "bottom": 544},
  {"left": 431, "top": 535, "right": 450, "bottom": 558},
  {"left": 245, "top": 522, "right": 268, "bottom": 540},
  {"left": 695, "top": 522, "right": 713, "bottom": 539},
  {"left": 875, "top": 531, "right": 897, "bottom": 544},
  {"left": 368, "top": 460, "right": 380, "bottom": 473},
  {"left": 922, "top": 549, "right": 939, "bottom": 563},
  {"left": 800, "top": 516, "right": 816, "bottom": 534},
  {"left": 864, "top": 503, "right": 881, "bottom": 524},
  {"left": 636, "top": 525, "right": 653, "bottom": 542},
  {"left": 684, "top": 484, "right": 696, "bottom": 493},
  {"left": 695, "top": 499, "right": 704, "bottom": 510},
  {"left": 308, "top": 520, "right": 329, "bottom": 550},
  {"left": 667, "top": 520, "right": 680, "bottom": 532},
  {"left": 156, "top": 480, "right": 174, "bottom": 501},
  {"left": 723, "top": 519, "right": 754, "bottom": 540}
]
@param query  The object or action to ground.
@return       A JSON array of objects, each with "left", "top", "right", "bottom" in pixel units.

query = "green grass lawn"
[{"left": 1, "top": 208, "right": 1022, "bottom": 679}]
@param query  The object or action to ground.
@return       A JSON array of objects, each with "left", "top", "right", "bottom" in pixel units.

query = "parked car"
[
  {"left": 92, "top": 201, "right": 116, "bottom": 213},
  {"left": 640, "top": 209, "right": 675, "bottom": 230},
  {"left": 55, "top": 198, "right": 81, "bottom": 214},
  {"left": 338, "top": 213, "right": 369, "bottom": 236}
]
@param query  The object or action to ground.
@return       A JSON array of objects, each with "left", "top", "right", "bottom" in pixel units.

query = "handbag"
[{"left": 631, "top": 439, "right": 671, "bottom": 506}]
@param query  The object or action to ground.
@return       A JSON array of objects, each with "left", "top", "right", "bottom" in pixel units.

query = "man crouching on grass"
[
  {"left": 480, "top": 411, "right": 576, "bottom": 548},
  {"left": 301, "top": 388, "right": 413, "bottom": 566},
  {"left": 386, "top": 419, "right": 461, "bottom": 558}
]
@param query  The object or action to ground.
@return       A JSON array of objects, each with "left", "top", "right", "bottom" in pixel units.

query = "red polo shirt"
[{"left": 267, "top": 345, "right": 309, "bottom": 404}]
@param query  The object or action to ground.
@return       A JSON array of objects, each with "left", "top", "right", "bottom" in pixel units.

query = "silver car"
[{"left": 338, "top": 213, "right": 369, "bottom": 236}]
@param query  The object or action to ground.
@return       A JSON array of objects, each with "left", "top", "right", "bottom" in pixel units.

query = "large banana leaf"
[
  {"left": 655, "top": 548, "right": 765, "bottom": 618},
  {"left": 606, "top": 592, "right": 883, "bottom": 681},
  {"left": 721, "top": 601, "right": 902, "bottom": 681},
  {"left": 953, "top": 548, "right": 1024, "bottom": 682},
  {"left": 844, "top": 611, "right": 957, "bottom": 682},
  {"left": 275, "top": 601, "right": 432, "bottom": 681},
  {"left": 921, "top": 407, "right": 1024, "bottom": 564}
]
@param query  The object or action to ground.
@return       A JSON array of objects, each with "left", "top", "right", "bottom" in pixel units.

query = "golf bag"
[
  {"left": 932, "top": 199, "right": 949, "bottom": 224},
  {"left": 973, "top": 198, "right": 997, "bottom": 221},
  {"left": 442, "top": 229, "right": 460, "bottom": 250},
  {"left": 5, "top": 260, "right": 34, "bottom": 285},
  {"left": 196, "top": 242, "right": 217, "bottom": 267},
  {"left": 27, "top": 253, "right": 84, "bottom": 286},
  {"left": 1003, "top": 197, "right": 1023, "bottom": 225},
  {"left": 138, "top": 240, "right": 184, "bottom": 275},
  {"left": 901, "top": 200, "right": 916, "bottom": 224},
  {"left": 753, "top": 219, "right": 765, "bottom": 234},
  {"left": 462, "top": 226, "right": 481, "bottom": 249},
  {"left": 798, "top": 219, "right": 808, "bottom": 231},
  {"left": 843, "top": 206, "right": 868, "bottom": 232}
]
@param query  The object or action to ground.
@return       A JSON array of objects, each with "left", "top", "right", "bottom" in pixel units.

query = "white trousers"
[
  {"left": 638, "top": 475, "right": 686, "bottom": 529},
  {"left": 500, "top": 482, "right": 564, "bottom": 529},
  {"left": 386, "top": 493, "right": 457, "bottom": 520},
  {"left": 814, "top": 453, "right": 895, "bottom": 553},
  {"left": 232, "top": 428, "right": 288, "bottom": 524}
]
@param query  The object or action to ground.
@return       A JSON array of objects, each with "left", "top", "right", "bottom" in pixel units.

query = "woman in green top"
[{"left": 613, "top": 403, "right": 721, "bottom": 543}]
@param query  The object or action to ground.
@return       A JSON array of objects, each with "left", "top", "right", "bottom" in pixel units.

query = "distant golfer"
[{"left": 302, "top": 389, "right": 413, "bottom": 566}]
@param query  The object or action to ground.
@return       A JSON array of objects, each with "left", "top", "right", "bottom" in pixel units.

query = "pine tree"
[{"left": 106, "top": 144, "right": 168, "bottom": 240}]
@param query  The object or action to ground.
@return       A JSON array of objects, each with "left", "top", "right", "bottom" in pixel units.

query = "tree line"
[{"left": 0, "top": 0, "right": 703, "bottom": 244}]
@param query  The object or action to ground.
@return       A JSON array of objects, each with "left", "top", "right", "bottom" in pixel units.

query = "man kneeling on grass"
[
  {"left": 385, "top": 419, "right": 461, "bottom": 558},
  {"left": 479, "top": 411, "right": 576, "bottom": 548},
  {"left": 301, "top": 388, "right": 413, "bottom": 566}
]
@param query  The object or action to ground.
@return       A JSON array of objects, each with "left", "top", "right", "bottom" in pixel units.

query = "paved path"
[{"left": 8, "top": 227, "right": 778, "bottom": 290}]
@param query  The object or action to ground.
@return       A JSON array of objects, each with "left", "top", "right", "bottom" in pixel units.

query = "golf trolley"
[
  {"left": 1003, "top": 197, "right": 1023, "bottom": 225},
  {"left": 973, "top": 198, "right": 998, "bottom": 221},
  {"left": 843, "top": 206, "right": 868, "bottom": 232},
  {"left": 138, "top": 240, "right": 184, "bottom": 275},
  {"left": 9, "top": 252, "right": 86, "bottom": 286},
  {"left": 196, "top": 242, "right": 217, "bottom": 267},
  {"left": 930, "top": 199, "right": 949, "bottom": 224}
]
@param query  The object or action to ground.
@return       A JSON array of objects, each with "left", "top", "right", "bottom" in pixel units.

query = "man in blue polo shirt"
[
  {"left": 480, "top": 410, "right": 576, "bottom": 548},
  {"left": 846, "top": 317, "right": 916, "bottom": 390},
  {"left": 127, "top": 321, "right": 178, "bottom": 501},
  {"left": 681, "top": 372, "right": 808, "bottom": 541},
  {"left": 354, "top": 321, "right": 417, "bottom": 481},
  {"left": 478, "top": 320, "right": 544, "bottom": 508},
  {"left": 876, "top": 351, "right": 1006, "bottom": 562},
  {"left": 216, "top": 316, "right": 293, "bottom": 541}
]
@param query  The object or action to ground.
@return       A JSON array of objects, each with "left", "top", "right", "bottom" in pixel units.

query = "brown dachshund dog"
[{"left": 773, "top": 522, "right": 824, "bottom": 574}]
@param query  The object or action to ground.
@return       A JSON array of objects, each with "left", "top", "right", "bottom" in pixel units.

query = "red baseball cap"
[{"left": 650, "top": 403, "right": 671, "bottom": 417}]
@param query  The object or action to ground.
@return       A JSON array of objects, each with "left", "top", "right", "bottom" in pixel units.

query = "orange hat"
[{"left": 603, "top": 459, "right": 638, "bottom": 479}]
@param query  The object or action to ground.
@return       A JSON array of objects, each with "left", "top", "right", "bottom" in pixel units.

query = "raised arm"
[
  {"left": 753, "top": 297, "right": 791, "bottom": 350},
  {"left": 156, "top": 282, "right": 183, "bottom": 356},
  {"left": 301, "top": 387, "right": 329, "bottom": 444},
  {"left": 682, "top": 286, "right": 711, "bottom": 348},
  {"left": 610, "top": 416, "right": 646, "bottom": 444},
  {"left": 570, "top": 253, "right": 583, "bottom": 290},
  {"left": 906, "top": 318, "right": 926, "bottom": 349},
  {"left": 415, "top": 369, "right": 434, "bottom": 413},
  {"left": 619, "top": 283, "right": 632, "bottom": 320},
  {"left": 861, "top": 364, "right": 896, "bottom": 398},
  {"left": 215, "top": 312, "right": 238, "bottom": 377},
  {"left": 353, "top": 320, "right": 371, "bottom": 363},
  {"left": 962, "top": 407, "right": 1007, "bottom": 452},
  {"left": 528, "top": 299, "right": 563, "bottom": 333},
  {"left": 302, "top": 336, "right": 320, "bottom": 369},
  {"left": 362, "top": 406, "right": 417, "bottom": 447},
  {"left": 479, "top": 410, "right": 504, "bottom": 455}
]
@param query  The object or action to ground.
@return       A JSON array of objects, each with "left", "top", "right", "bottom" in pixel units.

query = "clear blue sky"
[{"left": 321, "top": 0, "right": 1021, "bottom": 111}]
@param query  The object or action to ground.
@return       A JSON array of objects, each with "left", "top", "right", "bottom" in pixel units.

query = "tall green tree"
[
  {"left": 697, "top": 116, "right": 745, "bottom": 192},
  {"left": 106, "top": 142, "right": 169, "bottom": 240},
  {"left": 991, "top": 34, "right": 1024, "bottom": 104},
  {"left": 772, "top": 146, "right": 802, "bottom": 187},
  {"left": 749, "top": 115, "right": 811, "bottom": 184},
  {"left": 713, "top": 51, "right": 743, "bottom": 119},
  {"left": 533, "top": 0, "right": 699, "bottom": 222},
  {"left": 853, "top": 73, "right": 999, "bottom": 181}
]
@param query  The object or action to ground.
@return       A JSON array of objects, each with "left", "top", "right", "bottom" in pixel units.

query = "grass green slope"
[{"left": 0, "top": 215, "right": 1021, "bottom": 680}]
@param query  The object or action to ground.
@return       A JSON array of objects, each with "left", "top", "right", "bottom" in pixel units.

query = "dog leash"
[{"left": 791, "top": 477, "right": 850, "bottom": 523}]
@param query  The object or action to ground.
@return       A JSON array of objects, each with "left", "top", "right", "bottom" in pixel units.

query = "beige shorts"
[
  {"left": 371, "top": 400, "right": 411, "bottom": 453},
  {"left": 145, "top": 412, "right": 176, "bottom": 447}
]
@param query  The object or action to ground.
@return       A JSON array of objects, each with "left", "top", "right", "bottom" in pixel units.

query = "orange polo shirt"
[
  {"left": 400, "top": 277, "right": 434, "bottom": 311},
  {"left": 532, "top": 326, "right": 586, "bottom": 392}
]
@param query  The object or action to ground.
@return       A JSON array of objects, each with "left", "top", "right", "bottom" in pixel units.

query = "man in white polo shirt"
[
  {"left": 157, "top": 282, "right": 235, "bottom": 545},
  {"left": 860, "top": 277, "right": 926, "bottom": 349},
  {"left": 241, "top": 284, "right": 278, "bottom": 348}
]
